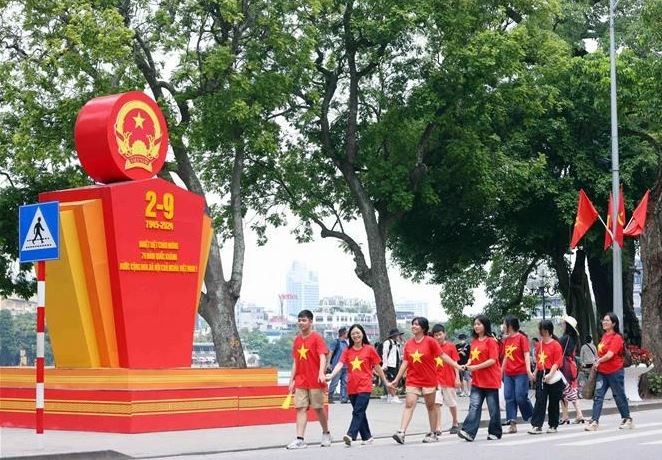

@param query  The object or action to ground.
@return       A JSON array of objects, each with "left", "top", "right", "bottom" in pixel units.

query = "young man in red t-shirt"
[
  {"left": 432, "top": 324, "right": 461, "bottom": 435},
  {"left": 286, "top": 310, "right": 331, "bottom": 449}
]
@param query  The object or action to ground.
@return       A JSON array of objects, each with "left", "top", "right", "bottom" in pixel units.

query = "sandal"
[
  {"left": 559, "top": 419, "right": 570, "bottom": 425},
  {"left": 574, "top": 418, "right": 586, "bottom": 424}
]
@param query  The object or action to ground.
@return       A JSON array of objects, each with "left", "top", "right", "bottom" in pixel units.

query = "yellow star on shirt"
[
  {"left": 598, "top": 342, "right": 605, "bottom": 353},
  {"left": 350, "top": 356, "right": 364, "bottom": 371},
  {"left": 470, "top": 348, "right": 481, "bottom": 361},
  {"left": 435, "top": 356, "right": 444, "bottom": 367},
  {"left": 410, "top": 349, "right": 423, "bottom": 363},
  {"left": 505, "top": 344, "right": 518, "bottom": 360},
  {"left": 297, "top": 344, "right": 309, "bottom": 360},
  {"left": 538, "top": 350, "right": 548, "bottom": 367},
  {"left": 133, "top": 112, "right": 145, "bottom": 129}
]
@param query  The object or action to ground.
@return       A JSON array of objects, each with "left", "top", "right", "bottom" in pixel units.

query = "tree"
[
  {"left": 638, "top": 0, "right": 662, "bottom": 374},
  {"left": 0, "top": 1, "right": 308, "bottom": 366},
  {"left": 388, "top": 1, "right": 658, "bottom": 344},
  {"left": 0, "top": 310, "right": 18, "bottom": 365}
]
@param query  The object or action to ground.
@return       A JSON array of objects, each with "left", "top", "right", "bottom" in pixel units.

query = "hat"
[
  {"left": 387, "top": 328, "right": 404, "bottom": 338},
  {"left": 562, "top": 314, "right": 579, "bottom": 333}
]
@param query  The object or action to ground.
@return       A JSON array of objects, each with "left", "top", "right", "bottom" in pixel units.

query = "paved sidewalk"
[{"left": 2, "top": 396, "right": 661, "bottom": 459}]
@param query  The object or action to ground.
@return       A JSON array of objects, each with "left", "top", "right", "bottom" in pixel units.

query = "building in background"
[
  {"left": 235, "top": 301, "right": 268, "bottom": 331},
  {"left": 284, "top": 261, "right": 319, "bottom": 317},
  {"left": 395, "top": 300, "right": 428, "bottom": 318}
]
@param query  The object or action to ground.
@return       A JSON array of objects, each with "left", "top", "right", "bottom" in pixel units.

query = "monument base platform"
[{"left": 0, "top": 368, "right": 324, "bottom": 433}]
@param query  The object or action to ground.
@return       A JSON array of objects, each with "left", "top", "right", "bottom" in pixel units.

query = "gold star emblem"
[
  {"left": 297, "top": 344, "right": 309, "bottom": 360},
  {"left": 435, "top": 356, "right": 444, "bottom": 367},
  {"left": 598, "top": 342, "right": 605, "bottom": 353},
  {"left": 505, "top": 344, "right": 518, "bottom": 361},
  {"left": 538, "top": 350, "right": 548, "bottom": 367},
  {"left": 133, "top": 112, "right": 145, "bottom": 129},
  {"left": 350, "top": 356, "right": 363, "bottom": 371},
  {"left": 470, "top": 348, "right": 481, "bottom": 361},
  {"left": 410, "top": 349, "right": 423, "bottom": 363}
]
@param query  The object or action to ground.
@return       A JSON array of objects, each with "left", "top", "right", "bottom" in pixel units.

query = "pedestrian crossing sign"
[{"left": 18, "top": 201, "right": 60, "bottom": 263}]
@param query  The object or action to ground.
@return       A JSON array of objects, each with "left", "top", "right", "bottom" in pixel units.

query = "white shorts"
[{"left": 435, "top": 387, "right": 458, "bottom": 407}]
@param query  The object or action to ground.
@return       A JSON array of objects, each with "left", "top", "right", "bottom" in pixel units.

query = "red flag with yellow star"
[
  {"left": 624, "top": 190, "right": 650, "bottom": 237},
  {"left": 604, "top": 187, "right": 626, "bottom": 250},
  {"left": 570, "top": 189, "right": 599, "bottom": 248}
]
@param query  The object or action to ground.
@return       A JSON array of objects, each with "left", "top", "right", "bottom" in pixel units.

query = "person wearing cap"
[
  {"left": 382, "top": 328, "right": 404, "bottom": 403},
  {"left": 559, "top": 315, "right": 585, "bottom": 424}
]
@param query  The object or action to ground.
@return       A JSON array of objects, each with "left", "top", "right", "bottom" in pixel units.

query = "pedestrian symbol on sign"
[
  {"left": 18, "top": 201, "right": 60, "bottom": 263},
  {"left": 21, "top": 208, "right": 57, "bottom": 252}
]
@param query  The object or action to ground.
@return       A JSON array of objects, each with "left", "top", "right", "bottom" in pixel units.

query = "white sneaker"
[
  {"left": 619, "top": 418, "right": 634, "bottom": 430},
  {"left": 321, "top": 432, "right": 332, "bottom": 447},
  {"left": 390, "top": 396, "right": 403, "bottom": 404},
  {"left": 343, "top": 434, "right": 352, "bottom": 447},
  {"left": 585, "top": 420, "right": 599, "bottom": 432},
  {"left": 361, "top": 437, "right": 374, "bottom": 445},
  {"left": 286, "top": 439, "right": 307, "bottom": 449}
]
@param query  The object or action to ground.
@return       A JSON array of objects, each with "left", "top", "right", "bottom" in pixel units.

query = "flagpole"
[
  {"left": 597, "top": 214, "right": 615, "bottom": 239},
  {"left": 609, "top": 0, "right": 623, "bottom": 325}
]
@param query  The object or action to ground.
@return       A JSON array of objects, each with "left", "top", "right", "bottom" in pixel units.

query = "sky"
[{"left": 216, "top": 215, "right": 488, "bottom": 318}]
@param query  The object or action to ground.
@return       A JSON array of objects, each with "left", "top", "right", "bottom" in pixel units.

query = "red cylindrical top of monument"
[{"left": 74, "top": 91, "right": 169, "bottom": 184}]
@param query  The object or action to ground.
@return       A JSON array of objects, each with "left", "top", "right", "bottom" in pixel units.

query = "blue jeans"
[
  {"left": 461, "top": 387, "right": 502, "bottom": 439},
  {"left": 592, "top": 369, "right": 630, "bottom": 421},
  {"left": 504, "top": 373, "right": 533, "bottom": 422},
  {"left": 347, "top": 392, "right": 372, "bottom": 440},
  {"left": 329, "top": 366, "right": 348, "bottom": 401}
]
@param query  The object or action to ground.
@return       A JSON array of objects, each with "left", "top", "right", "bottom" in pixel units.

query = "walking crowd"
[{"left": 285, "top": 308, "right": 634, "bottom": 449}]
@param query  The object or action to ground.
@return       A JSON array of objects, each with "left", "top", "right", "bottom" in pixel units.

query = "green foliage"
[
  {"left": 648, "top": 372, "right": 662, "bottom": 394},
  {"left": 0, "top": 311, "right": 54, "bottom": 366},
  {"left": 0, "top": 310, "right": 18, "bottom": 365},
  {"left": 239, "top": 330, "right": 295, "bottom": 370}
]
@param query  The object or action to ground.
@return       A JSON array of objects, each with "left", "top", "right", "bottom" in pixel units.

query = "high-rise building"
[{"left": 285, "top": 261, "right": 319, "bottom": 317}]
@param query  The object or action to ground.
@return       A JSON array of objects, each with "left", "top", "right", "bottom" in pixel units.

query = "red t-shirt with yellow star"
[
  {"left": 503, "top": 332, "right": 530, "bottom": 376},
  {"left": 435, "top": 341, "right": 460, "bottom": 388},
  {"left": 403, "top": 336, "right": 442, "bottom": 388},
  {"left": 469, "top": 337, "right": 502, "bottom": 389},
  {"left": 340, "top": 344, "right": 381, "bottom": 394},
  {"left": 292, "top": 332, "right": 329, "bottom": 389},
  {"left": 597, "top": 332, "right": 624, "bottom": 374},
  {"left": 535, "top": 339, "right": 563, "bottom": 372}
]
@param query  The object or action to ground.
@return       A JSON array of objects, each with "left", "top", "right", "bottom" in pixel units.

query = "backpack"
[{"left": 375, "top": 341, "right": 384, "bottom": 365}]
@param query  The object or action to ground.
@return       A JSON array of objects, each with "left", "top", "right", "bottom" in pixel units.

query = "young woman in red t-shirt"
[
  {"left": 457, "top": 314, "right": 502, "bottom": 442},
  {"left": 389, "top": 317, "right": 461, "bottom": 444},
  {"left": 501, "top": 315, "right": 535, "bottom": 434},
  {"left": 585, "top": 312, "right": 633, "bottom": 431},
  {"left": 528, "top": 319, "right": 564, "bottom": 434},
  {"left": 327, "top": 323, "right": 389, "bottom": 446}
]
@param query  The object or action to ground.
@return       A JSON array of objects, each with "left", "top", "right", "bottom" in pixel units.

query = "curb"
[{"left": 7, "top": 401, "right": 662, "bottom": 459}]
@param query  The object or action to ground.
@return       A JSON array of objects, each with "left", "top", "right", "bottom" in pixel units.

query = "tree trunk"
[
  {"left": 640, "top": 170, "right": 662, "bottom": 374},
  {"left": 339, "top": 163, "right": 397, "bottom": 340},
  {"left": 586, "top": 253, "right": 611, "bottom": 320},
  {"left": 560, "top": 250, "right": 598, "bottom": 341},
  {"left": 171, "top": 139, "right": 246, "bottom": 368}
]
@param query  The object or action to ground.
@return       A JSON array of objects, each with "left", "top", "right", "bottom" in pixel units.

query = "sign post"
[{"left": 19, "top": 201, "right": 60, "bottom": 434}]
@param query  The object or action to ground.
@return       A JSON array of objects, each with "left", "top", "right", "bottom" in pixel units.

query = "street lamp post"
[
  {"left": 609, "top": 0, "right": 623, "bottom": 325},
  {"left": 527, "top": 265, "right": 558, "bottom": 320}
]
